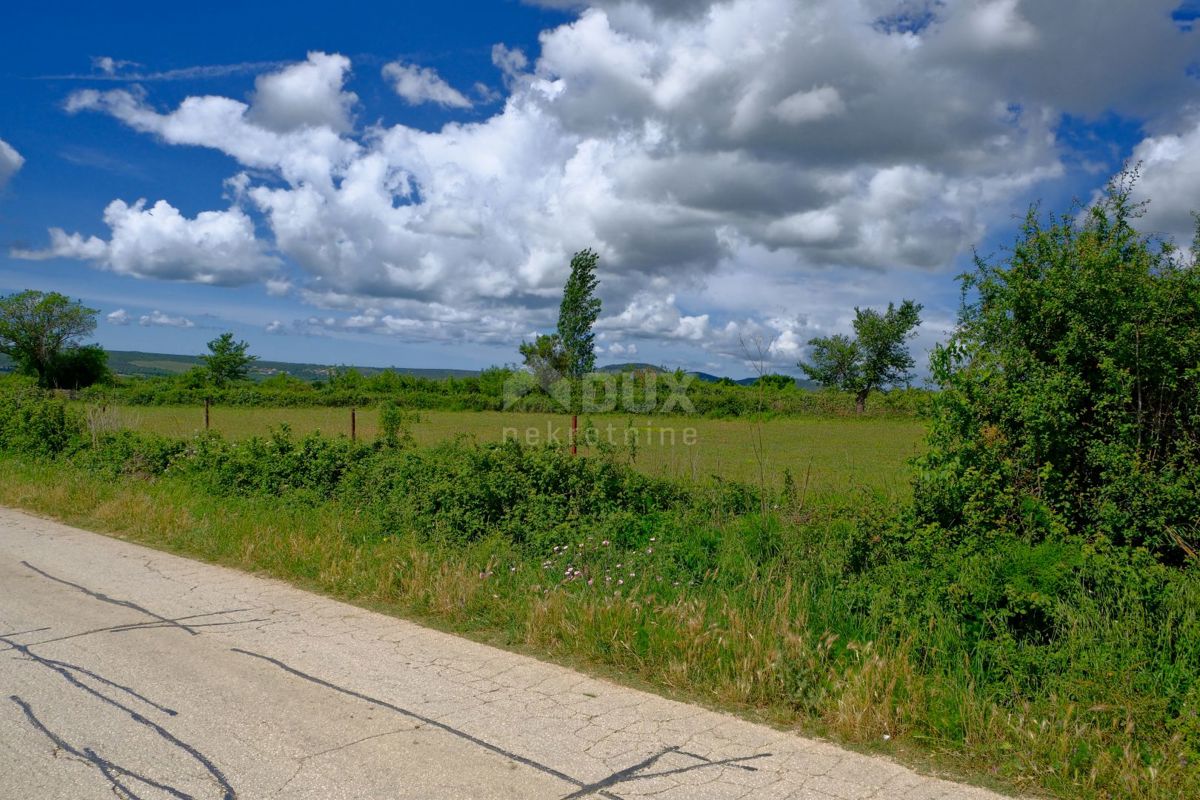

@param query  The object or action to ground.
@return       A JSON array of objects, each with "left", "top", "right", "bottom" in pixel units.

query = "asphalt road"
[{"left": 0, "top": 507, "right": 1011, "bottom": 799}]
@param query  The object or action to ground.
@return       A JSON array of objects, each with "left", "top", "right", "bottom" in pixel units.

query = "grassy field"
[{"left": 91, "top": 405, "right": 926, "bottom": 496}]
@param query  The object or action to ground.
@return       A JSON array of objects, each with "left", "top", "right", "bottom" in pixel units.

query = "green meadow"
[{"left": 88, "top": 404, "right": 926, "bottom": 495}]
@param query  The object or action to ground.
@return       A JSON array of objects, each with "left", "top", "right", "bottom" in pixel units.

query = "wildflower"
[
  {"left": 602, "top": 540, "right": 610, "bottom": 546},
  {"left": 618, "top": 579, "right": 624, "bottom": 585}
]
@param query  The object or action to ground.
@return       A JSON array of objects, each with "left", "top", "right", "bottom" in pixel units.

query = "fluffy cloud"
[
  {"left": 382, "top": 62, "right": 472, "bottom": 108},
  {"left": 598, "top": 293, "right": 709, "bottom": 341},
  {"left": 23, "top": 1, "right": 1200, "bottom": 370},
  {"left": 1130, "top": 116, "right": 1200, "bottom": 249},
  {"left": 139, "top": 310, "right": 194, "bottom": 328},
  {"left": 603, "top": 341, "right": 638, "bottom": 357},
  {"left": 248, "top": 52, "right": 357, "bottom": 132},
  {"left": 106, "top": 309, "right": 131, "bottom": 325},
  {"left": 0, "top": 138, "right": 24, "bottom": 188},
  {"left": 13, "top": 198, "right": 278, "bottom": 285}
]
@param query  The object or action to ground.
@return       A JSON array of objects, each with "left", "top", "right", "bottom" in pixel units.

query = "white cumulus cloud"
[
  {"left": 106, "top": 309, "right": 131, "bottom": 325},
  {"left": 248, "top": 52, "right": 357, "bottom": 132},
  {"left": 139, "top": 310, "right": 194, "bottom": 328},
  {"left": 1130, "top": 116, "right": 1200, "bottom": 249},
  {"left": 0, "top": 138, "right": 24, "bottom": 188},
  {"left": 13, "top": 199, "right": 278, "bottom": 285},
  {"left": 382, "top": 62, "right": 473, "bottom": 108}
]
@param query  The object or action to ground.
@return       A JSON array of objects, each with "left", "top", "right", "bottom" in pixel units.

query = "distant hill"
[
  {"left": 1, "top": 350, "right": 817, "bottom": 387},
  {"left": 597, "top": 362, "right": 818, "bottom": 389},
  {"left": 0, "top": 350, "right": 479, "bottom": 381},
  {"left": 99, "top": 351, "right": 478, "bottom": 381}
]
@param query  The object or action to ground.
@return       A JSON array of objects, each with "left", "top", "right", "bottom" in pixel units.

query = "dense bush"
[
  {"left": 0, "top": 379, "right": 84, "bottom": 457},
  {"left": 338, "top": 437, "right": 691, "bottom": 548},
  {"left": 913, "top": 179, "right": 1200, "bottom": 562},
  {"left": 173, "top": 426, "right": 367, "bottom": 501},
  {"left": 835, "top": 180, "right": 1200, "bottom": 789}
]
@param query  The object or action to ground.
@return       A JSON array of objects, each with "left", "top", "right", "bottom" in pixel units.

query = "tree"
[
  {"left": 518, "top": 333, "right": 568, "bottom": 392},
  {"left": 0, "top": 290, "right": 99, "bottom": 387},
  {"left": 799, "top": 300, "right": 922, "bottom": 413},
  {"left": 201, "top": 332, "right": 256, "bottom": 387},
  {"left": 556, "top": 249, "right": 602, "bottom": 378},
  {"left": 46, "top": 345, "right": 110, "bottom": 390},
  {"left": 913, "top": 175, "right": 1200, "bottom": 562},
  {"left": 518, "top": 248, "right": 602, "bottom": 453}
]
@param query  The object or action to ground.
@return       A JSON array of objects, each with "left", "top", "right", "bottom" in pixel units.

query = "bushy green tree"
[
  {"left": 201, "top": 332, "right": 256, "bottom": 387},
  {"left": 0, "top": 290, "right": 100, "bottom": 388},
  {"left": 46, "top": 344, "right": 109, "bottom": 389},
  {"left": 518, "top": 333, "right": 568, "bottom": 392},
  {"left": 914, "top": 175, "right": 1200, "bottom": 562},
  {"left": 800, "top": 300, "right": 922, "bottom": 412}
]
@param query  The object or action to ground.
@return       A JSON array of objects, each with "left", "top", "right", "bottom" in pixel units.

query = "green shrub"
[
  {"left": 0, "top": 379, "right": 84, "bottom": 456},
  {"left": 339, "top": 437, "right": 691, "bottom": 548},
  {"left": 173, "top": 426, "right": 367, "bottom": 501},
  {"left": 913, "top": 177, "right": 1200, "bottom": 562}
]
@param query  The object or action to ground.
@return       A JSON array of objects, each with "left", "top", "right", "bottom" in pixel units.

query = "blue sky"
[{"left": 1, "top": 1, "right": 1197, "bottom": 376}]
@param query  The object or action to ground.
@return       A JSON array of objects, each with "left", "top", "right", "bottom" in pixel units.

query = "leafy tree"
[
  {"left": 518, "top": 249, "right": 602, "bottom": 452},
  {"left": 46, "top": 344, "right": 110, "bottom": 390},
  {"left": 0, "top": 290, "right": 100, "bottom": 387},
  {"left": 201, "top": 332, "right": 256, "bottom": 387},
  {"left": 519, "top": 248, "right": 603, "bottom": 393},
  {"left": 556, "top": 248, "right": 602, "bottom": 378},
  {"left": 913, "top": 175, "right": 1200, "bottom": 562},
  {"left": 518, "top": 333, "right": 568, "bottom": 392},
  {"left": 800, "top": 300, "right": 922, "bottom": 412}
]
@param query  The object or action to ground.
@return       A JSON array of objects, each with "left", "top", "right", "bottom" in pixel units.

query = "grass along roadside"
[
  {"left": 77, "top": 404, "right": 926, "bottom": 495},
  {"left": 5, "top": 453, "right": 1193, "bottom": 799},
  {"left": 0, "top": 455, "right": 1007, "bottom": 794}
]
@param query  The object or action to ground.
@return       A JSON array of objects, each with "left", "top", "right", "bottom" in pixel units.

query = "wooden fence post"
[
  {"left": 205, "top": 397, "right": 211, "bottom": 430},
  {"left": 351, "top": 407, "right": 357, "bottom": 442}
]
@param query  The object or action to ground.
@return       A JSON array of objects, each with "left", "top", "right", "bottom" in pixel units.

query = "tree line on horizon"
[{"left": 0, "top": 249, "right": 924, "bottom": 414}]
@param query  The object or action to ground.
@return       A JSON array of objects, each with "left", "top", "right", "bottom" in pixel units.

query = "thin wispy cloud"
[
  {"left": 37, "top": 58, "right": 289, "bottom": 82},
  {"left": 58, "top": 145, "right": 146, "bottom": 178}
]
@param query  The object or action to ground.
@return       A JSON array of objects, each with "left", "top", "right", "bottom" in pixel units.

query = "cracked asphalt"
[{"left": 0, "top": 507, "right": 1014, "bottom": 799}]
